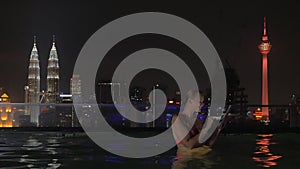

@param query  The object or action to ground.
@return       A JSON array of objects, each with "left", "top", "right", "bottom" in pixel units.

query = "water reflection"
[
  {"left": 253, "top": 134, "right": 282, "bottom": 168},
  {"left": 171, "top": 146, "right": 216, "bottom": 169},
  {"left": 0, "top": 133, "right": 63, "bottom": 169},
  {"left": 1, "top": 131, "right": 297, "bottom": 169},
  {"left": 22, "top": 137, "right": 43, "bottom": 151}
]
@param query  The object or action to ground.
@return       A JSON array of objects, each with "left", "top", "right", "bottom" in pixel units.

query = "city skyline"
[{"left": 0, "top": 0, "right": 300, "bottom": 104}]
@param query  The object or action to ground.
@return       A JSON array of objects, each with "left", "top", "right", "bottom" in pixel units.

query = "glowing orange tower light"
[{"left": 258, "top": 17, "right": 272, "bottom": 121}]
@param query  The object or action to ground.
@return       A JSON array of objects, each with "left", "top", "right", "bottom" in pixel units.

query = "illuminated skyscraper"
[
  {"left": 70, "top": 75, "right": 81, "bottom": 95},
  {"left": 26, "top": 36, "right": 40, "bottom": 125},
  {"left": 46, "top": 35, "right": 60, "bottom": 103},
  {"left": 258, "top": 17, "right": 272, "bottom": 121}
]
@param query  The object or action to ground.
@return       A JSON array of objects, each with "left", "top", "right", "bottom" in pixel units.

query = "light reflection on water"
[
  {"left": 252, "top": 134, "right": 282, "bottom": 168},
  {"left": 0, "top": 132, "right": 63, "bottom": 169}
]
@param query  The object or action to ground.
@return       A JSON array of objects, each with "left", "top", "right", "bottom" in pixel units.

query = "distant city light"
[
  {"left": 166, "top": 113, "right": 173, "bottom": 117},
  {"left": 60, "top": 94, "right": 72, "bottom": 97}
]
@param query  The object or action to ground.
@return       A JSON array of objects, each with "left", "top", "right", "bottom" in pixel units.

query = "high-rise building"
[
  {"left": 70, "top": 75, "right": 81, "bottom": 95},
  {"left": 26, "top": 36, "right": 41, "bottom": 125},
  {"left": 46, "top": 35, "right": 60, "bottom": 103},
  {"left": 258, "top": 17, "right": 272, "bottom": 121}
]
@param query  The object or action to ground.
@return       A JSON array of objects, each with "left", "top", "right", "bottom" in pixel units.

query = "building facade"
[
  {"left": 0, "top": 91, "right": 13, "bottom": 127},
  {"left": 70, "top": 75, "right": 81, "bottom": 95}
]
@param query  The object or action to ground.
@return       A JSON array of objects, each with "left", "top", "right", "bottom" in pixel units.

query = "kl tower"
[{"left": 258, "top": 17, "right": 272, "bottom": 121}]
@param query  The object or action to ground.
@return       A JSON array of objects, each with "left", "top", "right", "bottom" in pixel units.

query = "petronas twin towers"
[{"left": 25, "top": 36, "right": 60, "bottom": 125}]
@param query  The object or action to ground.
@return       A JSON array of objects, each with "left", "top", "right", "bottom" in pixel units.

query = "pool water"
[{"left": 0, "top": 131, "right": 299, "bottom": 169}]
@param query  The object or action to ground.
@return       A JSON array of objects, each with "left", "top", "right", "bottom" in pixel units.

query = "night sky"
[{"left": 0, "top": 0, "right": 299, "bottom": 104}]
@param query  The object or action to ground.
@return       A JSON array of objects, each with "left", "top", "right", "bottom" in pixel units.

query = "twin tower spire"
[{"left": 25, "top": 35, "right": 60, "bottom": 125}]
